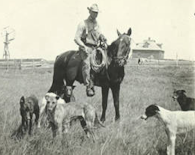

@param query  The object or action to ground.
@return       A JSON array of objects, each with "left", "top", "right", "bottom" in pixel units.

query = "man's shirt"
[{"left": 75, "top": 17, "right": 101, "bottom": 46}]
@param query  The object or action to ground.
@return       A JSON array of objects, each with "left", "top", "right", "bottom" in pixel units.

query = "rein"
[
  {"left": 90, "top": 34, "right": 131, "bottom": 73},
  {"left": 112, "top": 55, "right": 128, "bottom": 65}
]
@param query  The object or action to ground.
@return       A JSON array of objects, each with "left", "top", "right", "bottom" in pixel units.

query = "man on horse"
[{"left": 74, "top": 4, "right": 106, "bottom": 97}]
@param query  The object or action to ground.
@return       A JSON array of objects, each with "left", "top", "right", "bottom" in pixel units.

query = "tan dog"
[
  {"left": 38, "top": 92, "right": 65, "bottom": 128},
  {"left": 42, "top": 92, "right": 104, "bottom": 141}
]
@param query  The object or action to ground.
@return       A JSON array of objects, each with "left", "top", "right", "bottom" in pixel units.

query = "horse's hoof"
[
  {"left": 100, "top": 117, "right": 105, "bottom": 123},
  {"left": 115, "top": 117, "right": 120, "bottom": 122}
]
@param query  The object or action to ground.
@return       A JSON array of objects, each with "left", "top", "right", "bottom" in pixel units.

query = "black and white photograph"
[{"left": 0, "top": 0, "right": 194, "bottom": 154}]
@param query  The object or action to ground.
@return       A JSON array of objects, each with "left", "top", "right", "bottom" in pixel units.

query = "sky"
[{"left": 0, "top": 0, "right": 194, "bottom": 60}]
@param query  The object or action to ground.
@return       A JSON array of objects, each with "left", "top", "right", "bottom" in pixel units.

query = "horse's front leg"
[
  {"left": 111, "top": 84, "right": 120, "bottom": 121},
  {"left": 100, "top": 86, "right": 109, "bottom": 123}
]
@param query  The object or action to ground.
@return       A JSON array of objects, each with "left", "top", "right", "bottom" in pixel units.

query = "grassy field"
[{"left": 0, "top": 63, "right": 194, "bottom": 155}]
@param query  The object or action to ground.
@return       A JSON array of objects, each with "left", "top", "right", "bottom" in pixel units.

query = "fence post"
[
  {"left": 32, "top": 59, "right": 35, "bottom": 71},
  {"left": 176, "top": 53, "right": 178, "bottom": 67},
  {"left": 19, "top": 59, "right": 22, "bottom": 70},
  {"left": 6, "top": 59, "right": 9, "bottom": 70}
]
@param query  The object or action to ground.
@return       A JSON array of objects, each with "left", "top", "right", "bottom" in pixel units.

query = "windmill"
[{"left": 1, "top": 27, "right": 15, "bottom": 60}]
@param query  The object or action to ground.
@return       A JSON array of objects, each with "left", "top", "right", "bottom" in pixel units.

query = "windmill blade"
[{"left": 9, "top": 38, "right": 15, "bottom": 41}]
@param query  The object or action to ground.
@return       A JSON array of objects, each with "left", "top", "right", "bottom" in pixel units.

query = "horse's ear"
[
  {"left": 117, "top": 29, "right": 121, "bottom": 36},
  {"left": 127, "top": 28, "right": 132, "bottom": 36}
]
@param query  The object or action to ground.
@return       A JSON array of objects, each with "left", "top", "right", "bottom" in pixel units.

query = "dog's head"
[
  {"left": 45, "top": 93, "right": 60, "bottom": 112},
  {"left": 62, "top": 86, "right": 76, "bottom": 98},
  {"left": 141, "top": 104, "right": 160, "bottom": 120},
  {"left": 172, "top": 89, "right": 186, "bottom": 101}
]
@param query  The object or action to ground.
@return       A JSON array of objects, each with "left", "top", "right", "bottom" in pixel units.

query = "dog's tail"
[{"left": 94, "top": 112, "right": 105, "bottom": 128}]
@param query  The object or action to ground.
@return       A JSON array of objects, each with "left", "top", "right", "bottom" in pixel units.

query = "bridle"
[{"left": 111, "top": 35, "right": 131, "bottom": 66}]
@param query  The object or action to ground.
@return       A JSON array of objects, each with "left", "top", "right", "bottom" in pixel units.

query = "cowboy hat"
[{"left": 87, "top": 4, "right": 99, "bottom": 13}]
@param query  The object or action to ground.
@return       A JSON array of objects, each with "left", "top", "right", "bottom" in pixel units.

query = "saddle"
[
  {"left": 66, "top": 46, "right": 107, "bottom": 72},
  {"left": 62, "top": 43, "right": 107, "bottom": 86}
]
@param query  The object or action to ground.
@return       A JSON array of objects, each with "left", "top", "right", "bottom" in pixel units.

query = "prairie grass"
[{"left": 0, "top": 64, "right": 194, "bottom": 155}]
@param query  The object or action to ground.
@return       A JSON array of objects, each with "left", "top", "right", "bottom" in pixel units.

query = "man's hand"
[
  {"left": 84, "top": 46, "right": 90, "bottom": 55},
  {"left": 99, "top": 34, "right": 107, "bottom": 42},
  {"left": 80, "top": 45, "right": 89, "bottom": 55}
]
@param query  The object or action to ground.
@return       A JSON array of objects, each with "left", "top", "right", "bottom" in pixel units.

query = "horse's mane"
[{"left": 107, "top": 36, "right": 121, "bottom": 58}]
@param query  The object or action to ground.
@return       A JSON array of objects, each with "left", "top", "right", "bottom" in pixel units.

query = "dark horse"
[{"left": 48, "top": 28, "right": 132, "bottom": 122}]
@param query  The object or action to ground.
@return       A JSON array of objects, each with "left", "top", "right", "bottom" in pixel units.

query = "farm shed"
[{"left": 132, "top": 37, "right": 164, "bottom": 59}]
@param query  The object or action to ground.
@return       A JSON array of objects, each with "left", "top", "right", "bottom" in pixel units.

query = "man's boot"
[
  {"left": 86, "top": 79, "right": 95, "bottom": 97},
  {"left": 86, "top": 86, "right": 95, "bottom": 97}
]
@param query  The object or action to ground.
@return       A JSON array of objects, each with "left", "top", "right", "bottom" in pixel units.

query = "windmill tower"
[{"left": 1, "top": 27, "right": 15, "bottom": 60}]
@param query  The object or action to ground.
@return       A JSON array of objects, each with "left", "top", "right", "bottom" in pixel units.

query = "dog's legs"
[
  {"left": 166, "top": 129, "right": 176, "bottom": 155},
  {"left": 35, "top": 110, "right": 40, "bottom": 126},
  {"left": 37, "top": 104, "right": 46, "bottom": 128},
  {"left": 86, "top": 120, "right": 96, "bottom": 142},
  {"left": 63, "top": 122, "right": 70, "bottom": 133},
  {"left": 51, "top": 123, "right": 58, "bottom": 138},
  {"left": 21, "top": 116, "right": 26, "bottom": 132},
  {"left": 170, "top": 135, "right": 176, "bottom": 155},
  {"left": 79, "top": 117, "right": 90, "bottom": 137},
  {"left": 166, "top": 129, "right": 172, "bottom": 155},
  {"left": 88, "top": 128, "right": 96, "bottom": 142},
  {"left": 21, "top": 112, "right": 28, "bottom": 133},
  {"left": 28, "top": 113, "right": 33, "bottom": 135},
  {"left": 58, "top": 123, "right": 63, "bottom": 138},
  {"left": 79, "top": 117, "right": 96, "bottom": 142}
]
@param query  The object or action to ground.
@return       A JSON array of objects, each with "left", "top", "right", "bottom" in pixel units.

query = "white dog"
[{"left": 141, "top": 104, "right": 195, "bottom": 155}]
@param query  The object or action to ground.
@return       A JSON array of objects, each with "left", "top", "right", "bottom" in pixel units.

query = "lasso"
[{"left": 90, "top": 47, "right": 107, "bottom": 73}]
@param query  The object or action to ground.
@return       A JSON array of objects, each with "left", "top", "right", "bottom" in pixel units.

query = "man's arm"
[
  {"left": 96, "top": 23, "right": 107, "bottom": 42},
  {"left": 74, "top": 21, "right": 86, "bottom": 49}
]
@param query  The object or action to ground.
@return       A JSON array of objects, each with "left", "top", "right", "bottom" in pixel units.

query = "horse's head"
[{"left": 108, "top": 28, "right": 132, "bottom": 66}]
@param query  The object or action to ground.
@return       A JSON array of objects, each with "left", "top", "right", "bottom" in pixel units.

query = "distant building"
[{"left": 132, "top": 37, "right": 164, "bottom": 59}]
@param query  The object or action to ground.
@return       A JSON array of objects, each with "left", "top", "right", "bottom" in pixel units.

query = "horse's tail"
[
  {"left": 48, "top": 55, "right": 64, "bottom": 93},
  {"left": 48, "top": 51, "right": 77, "bottom": 94}
]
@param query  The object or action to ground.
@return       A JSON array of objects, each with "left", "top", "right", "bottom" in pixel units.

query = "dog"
[
  {"left": 37, "top": 92, "right": 65, "bottom": 128},
  {"left": 43, "top": 92, "right": 104, "bottom": 141},
  {"left": 59, "top": 85, "right": 76, "bottom": 102},
  {"left": 20, "top": 95, "right": 40, "bottom": 135},
  {"left": 48, "top": 85, "right": 76, "bottom": 103},
  {"left": 141, "top": 104, "right": 195, "bottom": 155},
  {"left": 172, "top": 89, "right": 195, "bottom": 111}
]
